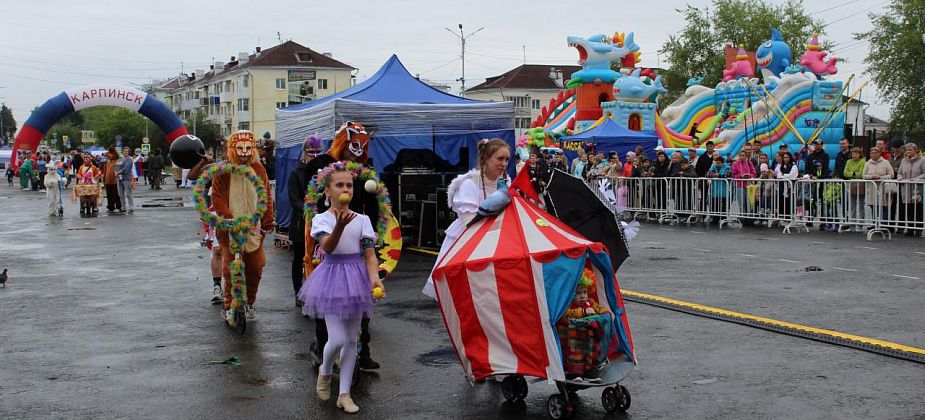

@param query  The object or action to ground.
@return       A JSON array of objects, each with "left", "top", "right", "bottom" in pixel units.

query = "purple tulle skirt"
[{"left": 298, "top": 253, "right": 373, "bottom": 320}]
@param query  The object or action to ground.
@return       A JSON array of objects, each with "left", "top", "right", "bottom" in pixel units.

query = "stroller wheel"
[
  {"left": 617, "top": 385, "right": 631, "bottom": 411},
  {"left": 501, "top": 375, "right": 528, "bottom": 402},
  {"left": 546, "top": 394, "right": 573, "bottom": 419},
  {"left": 603, "top": 385, "right": 630, "bottom": 413}
]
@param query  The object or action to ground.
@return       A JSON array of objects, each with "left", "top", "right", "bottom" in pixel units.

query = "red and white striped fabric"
[{"left": 431, "top": 195, "right": 606, "bottom": 382}]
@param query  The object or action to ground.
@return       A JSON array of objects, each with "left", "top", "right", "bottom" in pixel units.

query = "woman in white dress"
[{"left": 422, "top": 138, "right": 511, "bottom": 298}]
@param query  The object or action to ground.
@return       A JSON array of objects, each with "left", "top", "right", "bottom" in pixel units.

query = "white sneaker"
[
  {"left": 245, "top": 303, "right": 256, "bottom": 320},
  {"left": 211, "top": 285, "right": 222, "bottom": 305},
  {"left": 221, "top": 309, "right": 234, "bottom": 324}
]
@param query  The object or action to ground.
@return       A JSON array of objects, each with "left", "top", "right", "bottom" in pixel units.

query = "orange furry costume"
[
  {"left": 211, "top": 131, "right": 275, "bottom": 310},
  {"left": 302, "top": 122, "right": 371, "bottom": 276}
]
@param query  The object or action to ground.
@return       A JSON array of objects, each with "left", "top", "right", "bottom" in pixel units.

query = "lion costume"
[{"left": 211, "top": 130, "right": 275, "bottom": 312}]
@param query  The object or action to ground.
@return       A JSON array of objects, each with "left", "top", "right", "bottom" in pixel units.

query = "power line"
[
  {"left": 0, "top": 69, "right": 84, "bottom": 86},
  {"left": 0, "top": 62, "right": 164, "bottom": 80},
  {"left": 418, "top": 58, "right": 460, "bottom": 75},
  {"left": 823, "top": 1, "right": 889, "bottom": 28},
  {"left": 809, "top": 0, "right": 864, "bottom": 15},
  {"left": 831, "top": 39, "right": 869, "bottom": 53},
  {"left": 12, "top": 56, "right": 196, "bottom": 72}
]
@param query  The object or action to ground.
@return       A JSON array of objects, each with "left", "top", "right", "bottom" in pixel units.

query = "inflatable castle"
[{"left": 526, "top": 29, "right": 849, "bottom": 162}]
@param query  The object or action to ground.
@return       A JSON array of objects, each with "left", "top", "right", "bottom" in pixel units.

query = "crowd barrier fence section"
[{"left": 589, "top": 176, "right": 925, "bottom": 241}]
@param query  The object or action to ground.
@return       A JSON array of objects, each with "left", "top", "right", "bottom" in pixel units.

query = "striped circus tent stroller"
[{"left": 431, "top": 193, "right": 636, "bottom": 419}]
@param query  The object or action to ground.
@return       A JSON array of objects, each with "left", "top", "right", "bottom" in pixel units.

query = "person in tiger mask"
[
  {"left": 211, "top": 130, "right": 275, "bottom": 323},
  {"left": 302, "top": 121, "right": 381, "bottom": 371}
]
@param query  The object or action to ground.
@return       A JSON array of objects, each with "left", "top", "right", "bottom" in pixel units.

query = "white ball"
[{"left": 364, "top": 179, "right": 378, "bottom": 193}]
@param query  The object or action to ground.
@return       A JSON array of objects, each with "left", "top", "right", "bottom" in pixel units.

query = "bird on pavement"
[{"left": 466, "top": 177, "right": 511, "bottom": 227}]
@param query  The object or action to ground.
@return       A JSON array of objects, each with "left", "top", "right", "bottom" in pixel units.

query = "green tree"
[
  {"left": 1, "top": 104, "right": 17, "bottom": 142},
  {"left": 94, "top": 108, "right": 147, "bottom": 149},
  {"left": 659, "top": 0, "right": 826, "bottom": 105},
  {"left": 856, "top": 0, "right": 925, "bottom": 142},
  {"left": 185, "top": 112, "right": 223, "bottom": 153},
  {"left": 45, "top": 122, "right": 81, "bottom": 152}
]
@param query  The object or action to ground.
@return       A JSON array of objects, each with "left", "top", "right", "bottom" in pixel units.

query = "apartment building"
[
  {"left": 150, "top": 41, "right": 355, "bottom": 138},
  {"left": 464, "top": 64, "right": 581, "bottom": 136}
]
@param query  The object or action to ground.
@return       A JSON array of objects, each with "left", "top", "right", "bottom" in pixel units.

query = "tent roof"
[
  {"left": 281, "top": 55, "right": 476, "bottom": 111},
  {"left": 562, "top": 118, "right": 656, "bottom": 142},
  {"left": 434, "top": 195, "right": 604, "bottom": 276}
]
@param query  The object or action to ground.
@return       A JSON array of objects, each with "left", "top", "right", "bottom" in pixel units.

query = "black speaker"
[{"left": 397, "top": 173, "right": 444, "bottom": 244}]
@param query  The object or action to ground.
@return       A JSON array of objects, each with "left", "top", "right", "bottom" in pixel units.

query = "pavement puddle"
[{"left": 416, "top": 346, "right": 458, "bottom": 367}]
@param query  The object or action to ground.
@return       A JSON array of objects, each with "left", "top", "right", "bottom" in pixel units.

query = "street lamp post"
[{"left": 445, "top": 24, "right": 484, "bottom": 97}]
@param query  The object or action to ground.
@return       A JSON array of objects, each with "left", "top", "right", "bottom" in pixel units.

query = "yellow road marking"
[
  {"left": 622, "top": 290, "right": 925, "bottom": 356},
  {"left": 407, "top": 246, "right": 925, "bottom": 357}
]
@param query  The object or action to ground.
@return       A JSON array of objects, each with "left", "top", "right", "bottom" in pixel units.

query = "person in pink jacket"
[{"left": 731, "top": 149, "right": 758, "bottom": 218}]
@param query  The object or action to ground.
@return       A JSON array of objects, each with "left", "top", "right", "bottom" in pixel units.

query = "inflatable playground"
[{"left": 524, "top": 29, "right": 863, "bottom": 164}]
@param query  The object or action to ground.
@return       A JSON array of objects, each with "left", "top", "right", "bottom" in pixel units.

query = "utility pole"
[
  {"left": 523, "top": 45, "right": 526, "bottom": 65},
  {"left": 445, "top": 24, "right": 484, "bottom": 97}
]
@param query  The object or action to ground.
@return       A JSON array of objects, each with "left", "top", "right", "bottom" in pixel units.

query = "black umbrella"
[{"left": 544, "top": 169, "right": 629, "bottom": 271}]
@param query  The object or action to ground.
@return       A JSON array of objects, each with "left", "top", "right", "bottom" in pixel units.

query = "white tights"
[{"left": 319, "top": 317, "right": 362, "bottom": 395}]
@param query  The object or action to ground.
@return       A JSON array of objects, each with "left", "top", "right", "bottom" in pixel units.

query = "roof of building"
[
  {"left": 466, "top": 64, "right": 582, "bottom": 92},
  {"left": 174, "top": 40, "right": 354, "bottom": 89},
  {"left": 156, "top": 77, "right": 181, "bottom": 90},
  {"left": 247, "top": 40, "right": 354, "bottom": 70},
  {"left": 865, "top": 115, "right": 888, "bottom": 125}
]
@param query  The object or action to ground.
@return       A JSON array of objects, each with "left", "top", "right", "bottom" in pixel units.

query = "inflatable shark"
[
  {"left": 567, "top": 33, "right": 639, "bottom": 85},
  {"left": 614, "top": 68, "right": 666, "bottom": 102},
  {"left": 756, "top": 28, "right": 792, "bottom": 77}
]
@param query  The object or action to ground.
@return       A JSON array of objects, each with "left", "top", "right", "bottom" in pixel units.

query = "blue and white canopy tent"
[
  {"left": 560, "top": 118, "right": 658, "bottom": 162},
  {"left": 273, "top": 55, "right": 514, "bottom": 228}
]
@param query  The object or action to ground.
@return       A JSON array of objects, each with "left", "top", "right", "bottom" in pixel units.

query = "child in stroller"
[{"left": 558, "top": 267, "right": 615, "bottom": 383}]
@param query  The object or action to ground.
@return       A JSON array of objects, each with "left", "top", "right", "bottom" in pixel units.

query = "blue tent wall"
[{"left": 274, "top": 146, "right": 305, "bottom": 230}]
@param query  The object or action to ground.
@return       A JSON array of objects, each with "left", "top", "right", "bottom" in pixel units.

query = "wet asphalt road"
[{"left": 0, "top": 183, "right": 923, "bottom": 419}]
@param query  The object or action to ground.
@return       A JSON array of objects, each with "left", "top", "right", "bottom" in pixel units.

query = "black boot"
[{"left": 357, "top": 317, "right": 379, "bottom": 371}]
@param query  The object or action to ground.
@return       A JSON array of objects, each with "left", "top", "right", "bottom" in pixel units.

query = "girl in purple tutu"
[{"left": 297, "top": 165, "right": 384, "bottom": 414}]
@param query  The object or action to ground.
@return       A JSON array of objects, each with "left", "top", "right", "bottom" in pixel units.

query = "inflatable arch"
[{"left": 11, "top": 84, "right": 187, "bottom": 167}]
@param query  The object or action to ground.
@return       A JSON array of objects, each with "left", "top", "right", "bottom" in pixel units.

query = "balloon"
[{"left": 169, "top": 135, "right": 205, "bottom": 169}]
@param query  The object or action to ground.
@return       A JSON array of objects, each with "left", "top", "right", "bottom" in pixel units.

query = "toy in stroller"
[{"left": 431, "top": 194, "right": 635, "bottom": 418}]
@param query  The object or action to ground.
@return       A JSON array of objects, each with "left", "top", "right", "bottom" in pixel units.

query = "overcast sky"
[{"left": 0, "top": 0, "right": 889, "bottom": 129}]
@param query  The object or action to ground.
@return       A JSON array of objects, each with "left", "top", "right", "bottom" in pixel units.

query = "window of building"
[
  {"left": 515, "top": 117, "right": 532, "bottom": 129},
  {"left": 317, "top": 79, "right": 328, "bottom": 90},
  {"left": 242, "top": 75, "right": 249, "bottom": 87},
  {"left": 276, "top": 102, "right": 287, "bottom": 109},
  {"left": 295, "top": 52, "right": 312, "bottom": 63},
  {"left": 275, "top": 78, "right": 286, "bottom": 89},
  {"left": 532, "top": 99, "right": 541, "bottom": 110},
  {"left": 506, "top": 96, "right": 528, "bottom": 108},
  {"left": 237, "top": 98, "right": 249, "bottom": 111},
  {"left": 238, "top": 122, "right": 250, "bottom": 130}
]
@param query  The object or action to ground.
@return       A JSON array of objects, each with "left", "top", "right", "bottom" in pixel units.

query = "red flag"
[{"left": 510, "top": 164, "right": 540, "bottom": 202}]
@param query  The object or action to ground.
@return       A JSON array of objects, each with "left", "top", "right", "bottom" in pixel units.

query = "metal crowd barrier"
[{"left": 591, "top": 176, "right": 925, "bottom": 241}]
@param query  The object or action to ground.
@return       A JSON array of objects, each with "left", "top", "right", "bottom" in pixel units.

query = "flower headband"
[{"left": 313, "top": 160, "right": 362, "bottom": 186}]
